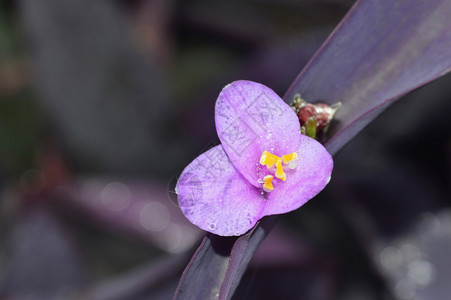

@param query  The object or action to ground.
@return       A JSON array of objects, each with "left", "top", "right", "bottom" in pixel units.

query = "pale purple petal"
[
  {"left": 215, "top": 80, "right": 301, "bottom": 187},
  {"left": 262, "top": 134, "right": 333, "bottom": 216},
  {"left": 176, "top": 145, "right": 265, "bottom": 236}
]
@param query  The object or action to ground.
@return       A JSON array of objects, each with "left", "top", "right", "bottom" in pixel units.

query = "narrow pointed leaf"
[
  {"left": 174, "top": 217, "right": 276, "bottom": 300},
  {"left": 174, "top": 234, "right": 237, "bottom": 299},
  {"left": 175, "top": 0, "right": 451, "bottom": 299},
  {"left": 53, "top": 179, "right": 202, "bottom": 254},
  {"left": 285, "top": 0, "right": 451, "bottom": 155},
  {"left": 218, "top": 216, "right": 277, "bottom": 299}
]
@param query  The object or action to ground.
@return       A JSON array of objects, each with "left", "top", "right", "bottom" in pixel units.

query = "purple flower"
[{"left": 176, "top": 80, "right": 333, "bottom": 236}]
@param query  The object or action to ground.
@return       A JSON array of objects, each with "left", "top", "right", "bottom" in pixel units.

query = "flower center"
[{"left": 259, "top": 150, "right": 298, "bottom": 192}]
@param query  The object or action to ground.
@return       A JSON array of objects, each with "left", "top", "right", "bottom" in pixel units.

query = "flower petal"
[
  {"left": 262, "top": 134, "right": 333, "bottom": 216},
  {"left": 176, "top": 145, "right": 265, "bottom": 236},
  {"left": 215, "top": 80, "right": 301, "bottom": 187}
]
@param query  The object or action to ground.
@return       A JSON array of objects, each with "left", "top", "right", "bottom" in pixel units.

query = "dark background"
[{"left": 0, "top": 0, "right": 450, "bottom": 299}]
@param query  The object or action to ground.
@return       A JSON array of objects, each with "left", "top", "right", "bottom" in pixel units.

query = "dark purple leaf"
[
  {"left": 174, "top": 234, "right": 237, "bottom": 300},
  {"left": 0, "top": 206, "right": 86, "bottom": 299},
  {"left": 174, "top": 217, "right": 276, "bottom": 300},
  {"left": 82, "top": 254, "right": 188, "bottom": 300},
  {"left": 233, "top": 223, "right": 339, "bottom": 300},
  {"left": 218, "top": 216, "right": 277, "bottom": 299},
  {"left": 175, "top": 0, "right": 451, "bottom": 299},
  {"left": 285, "top": 0, "right": 451, "bottom": 155},
  {"left": 371, "top": 210, "right": 451, "bottom": 300},
  {"left": 53, "top": 179, "right": 202, "bottom": 254},
  {"left": 18, "top": 0, "right": 182, "bottom": 175}
]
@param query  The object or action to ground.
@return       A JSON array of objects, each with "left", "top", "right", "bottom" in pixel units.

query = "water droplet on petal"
[
  {"left": 325, "top": 175, "right": 331, "bottom": 184},
  {"left": 208, "top": 222, "right": 216, "bottom": 231}
]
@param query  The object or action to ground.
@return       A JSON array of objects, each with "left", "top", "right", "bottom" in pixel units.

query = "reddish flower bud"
[
  {"left": 315, "top": 112, "right": 330, "bottom": 130},
  {"left": 290, "top": 94, "right": 341, "bottom": 138},
  {"left": 297, "top": 105, "right": 316, "bottom": 126}
]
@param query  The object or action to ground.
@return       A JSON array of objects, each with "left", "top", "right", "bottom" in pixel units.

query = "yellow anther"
[
  {"left": 282, "top": 152, "right": 298, "bottom": 165},
  {"left": 259, "top": 150, "right": 268, "bottom": 165},
  {"left": 259, "top": 149, "right": 298, "bottom": 190},
  {"left": 262, "top": 175, "right": 274, "bottom": 192},
  {"left": 275, "top": 160, "right": 287, "bottom": 181},
  {"left": 259, "top": 150, "right": 281, "bottom": 168}
]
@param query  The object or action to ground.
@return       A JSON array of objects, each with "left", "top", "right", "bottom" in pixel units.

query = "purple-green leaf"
[{"left": 174, "top": 0, "right": 451, "bottom": 299}]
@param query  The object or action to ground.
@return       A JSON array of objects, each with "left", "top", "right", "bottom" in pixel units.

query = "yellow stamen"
[
  {"left": 262, "top": 175, "right": 274, "bottom": 192},
  {"left": 259, "top": 150, "right": 280, "bottom": 168},
  {"left": 259, "top": 150, "right": 298, "bottom": 191},
  {"left": 259, "top": 150, "right": 268, "bottom": 165},
  {"left": 282, "top": 152, "right": 298, "bottom": 165},
  {"left": 275, "top": 160, "right": 287, "bottom": 181}
]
